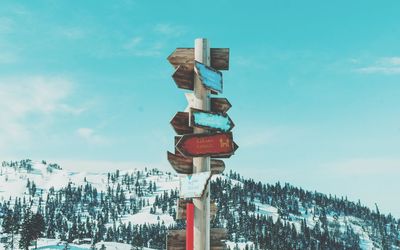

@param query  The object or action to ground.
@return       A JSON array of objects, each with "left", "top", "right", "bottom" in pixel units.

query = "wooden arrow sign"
[
  {"left": 168, "top": 48, "right": 230, "bottom": 70},
  {"left": 167, "top": 152, "right": 225, "bottom": 175},
  {"left": 211, "top": 98, "right": 232, "bottom": 114},
  {"left": 170, "top": 112, "right": 192, "bottom": 135},
  {"left": 175, "top": 132, "right": 236, "bottom": 158},
  {"left": 190, "top": 108, "right": 234, "bottom": 132},
  {"left": 167, "top": 228, "right": 227, "bottom": 250},
  {"left": 185, "top": 93, "right": 232, "bottom": 114},
  {"left": 195, "top": 61, "right": 223, "bottom": 93},
  {"left": 172, "top": 64, "right": 193, "bottom": 90},
  {"left": 177, "top": 199, "right": 218, "bottom": 220}
]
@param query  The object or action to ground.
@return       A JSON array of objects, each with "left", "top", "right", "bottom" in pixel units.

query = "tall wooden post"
[{"left": 193, "top": 38, "right": 211, "bottom": 250}]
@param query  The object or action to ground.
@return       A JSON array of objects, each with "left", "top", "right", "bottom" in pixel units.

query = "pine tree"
[{"left": 19, "top": 210, "right": 33, "bottom": 250}]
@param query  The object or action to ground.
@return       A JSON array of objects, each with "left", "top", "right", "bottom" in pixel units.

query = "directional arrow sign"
[
  {"left": 175, "top": 132, "right": 236, "bottom": 158},
  {"left": 211, "top": 98, "right": 232, "bottom": 114},
  {"left": 172, "top": 64, "right": 193, "bottom": 90},
  {"left": 195, "top": 61, "right": 223, "bottom": 93},
  {"left": 167, "top": 228, "right": 227, "bottom": 250},
  {"left": 179, "top": 171, "right": 211, "bottom": 199},
  {"left": 177, "top": 198, "right": 218, "bottom": 220},
  {"left": 168, "top": 48, "right": 230, "bottom": 70},
  {"left": 190, "top": 108, "right": 234, "bottom": 132},
  {"left": 185, "top": 93, "right": 231, "bottom": 114},
  {"left": 167, "top": 151, "right": 225, "bottom": 175},
  {"left": 170, "top": 112, "right": 192, "bottom": 135}
]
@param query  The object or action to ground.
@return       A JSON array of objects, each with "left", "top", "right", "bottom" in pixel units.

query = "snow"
[
  {"left": 253, "top": 200, "right": 279, "bottom": 221},
  {"left": 27, "top": 239, "right": 156, "bottom": 250},
  {"left": 1, "top": 161, "right": 398, "bottom": 250},
  {"left": 225, "top": 241, "right": 254, "bottom": 250},
  {"left": 117, "top": 208, "right": 175, "bottom": 227}
]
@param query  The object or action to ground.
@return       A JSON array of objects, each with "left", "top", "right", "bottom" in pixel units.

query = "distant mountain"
[{"left": 0, "top": 159, "right": 399, "bottom": 249}]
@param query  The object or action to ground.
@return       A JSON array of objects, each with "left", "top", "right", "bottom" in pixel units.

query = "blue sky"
[{"left": 0, "top": 1, "right": 399, "bottom": 216}]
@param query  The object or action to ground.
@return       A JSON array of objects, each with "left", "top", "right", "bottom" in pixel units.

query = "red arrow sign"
[{"left": 175, "top": 132, "right": 237, "bottom": 158}]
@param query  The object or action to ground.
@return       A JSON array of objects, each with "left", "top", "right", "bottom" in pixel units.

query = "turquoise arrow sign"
[
  {"left": 195, "top": 61, "right": 223, "bottom": 93},
  {"left": 190, "top": 108, "right": 234, "bottom": 132}
]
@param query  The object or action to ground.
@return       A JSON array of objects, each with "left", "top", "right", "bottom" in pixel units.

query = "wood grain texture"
[
  {"left": 211, "top": 98, "right": 232, "bottom": 114},
  {"left": 167, "top": 152, "right": 225, "bottom": 175},
  {"left": 166, "top": 228, "right": 227, "bottom": 249},
  {"left": 168, "top": 48, "right": 229, "bottom": 70},
  {"left": 170, "top": 112, "right": 192, "bottom": 135},
  {"left": 172, "top": 64, "right": 193, "bottom": 90}
]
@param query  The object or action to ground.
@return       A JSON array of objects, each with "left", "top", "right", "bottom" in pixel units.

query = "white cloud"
[
  {"left": 77, "top": 128, "right": 107, "bottom": 145},
  {"left": 0, "top": 76, "right": 83, "bottom": 150},
  {"left": 154, "top": 23, "right": 185, "bottom": 37},
  {"left": 124, "top": 36, "right": 143, "bottom": 49},
  {"left": 123, "top": 36, "right": 163, "bottom": 57},
  {"left": 355, "top": 57, "right": 400, "bottom": 75}
]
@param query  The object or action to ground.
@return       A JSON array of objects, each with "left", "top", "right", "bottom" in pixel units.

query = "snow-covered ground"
[
  {"left": 28, "top": 238, "right": 156, "bottom": 250},
  {"left": 0, "top": 161, "right": 397, "bottom": 250}
]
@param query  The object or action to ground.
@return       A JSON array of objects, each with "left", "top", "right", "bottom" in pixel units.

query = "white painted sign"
[{"left": 179, "top": 171, "right": 211, "bottom": 198}]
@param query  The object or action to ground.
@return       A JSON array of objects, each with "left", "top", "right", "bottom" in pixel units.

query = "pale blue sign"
[
  {"left": 195, "top": 61, "right": 223, "bottom": 93},
  {"left": 192, "top": 109, "right": 234, "bottom": 132}
]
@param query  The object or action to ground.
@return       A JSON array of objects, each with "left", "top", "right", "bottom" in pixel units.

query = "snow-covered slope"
[{"left": 0, "top": 160, "right": 399, "bottom": 250}]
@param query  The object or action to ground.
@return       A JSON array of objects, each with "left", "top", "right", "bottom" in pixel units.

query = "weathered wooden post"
[
  {"left": 166, "top": 38, "right": 235, "bottom": 250},
  {"left": 193, "top": 38, "right": 211, "bottom": 250}
]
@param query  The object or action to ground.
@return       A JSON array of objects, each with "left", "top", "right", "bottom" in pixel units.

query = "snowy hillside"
[{"left": 0, "top": 159, "right": 399, "bottom": 249}]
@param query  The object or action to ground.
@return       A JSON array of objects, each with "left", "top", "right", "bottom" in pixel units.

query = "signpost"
[
  {"left": 177, "top": 199, "right": 218, "bottom": 220},
  {"left": 179, "top": 171, "right": 212, "bottom": 199},
  {"left": 167, "top": 151, "right": 225, "bottom": 175},
  {"left": 195, "top": 61, "right": 223, "bottom": 93},
  {"left": 168, "top": 48, "right": 230, "bottom": 70},
  {"left": 170, "top": 112, "right": 193, "bottom": 135},
  {"left": 166, "top": 228, "right": 228, "bottom": 250},
  {"left": 167, "top": 38, "right": 236, "bottom": 250},
  {"left": 175, "top": 132, "right": 237, "bottom": 158},
  {"left": 185, "top": 93, "right": 232, "bottom": 114},
  {"left": 190, "top": 108, "right": 234, "bottom": 132}
]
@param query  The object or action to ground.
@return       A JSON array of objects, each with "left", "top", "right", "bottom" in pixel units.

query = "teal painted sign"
[
  {"left": 195, "top": 61, "right": 223, "bottom": 93},
  {"left": 191, "top": 108, "right": 234, "bottom": 132}
]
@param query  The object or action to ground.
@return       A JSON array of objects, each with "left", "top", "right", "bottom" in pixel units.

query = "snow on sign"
[
  {"left": 179, "top": 171, "right": 212, "bottom": 199},
  {"left": 195, "top": 61, "right": 223, "bottom": 93}
]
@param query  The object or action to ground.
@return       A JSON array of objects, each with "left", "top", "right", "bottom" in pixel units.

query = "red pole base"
[{"left": 186, "top": 202, "right": 194, "bottom": 250}]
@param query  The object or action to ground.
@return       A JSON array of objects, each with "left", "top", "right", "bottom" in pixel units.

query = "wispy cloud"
[
  {"left": 58, "top": 27, "right": 86, "bottom": 40},
  {"left": 153, "top": 23, "right": 185, "bottom": 37},
  {"left": 123, "top": 36, "right": 164, "bottom": 57},
  {"left": 0, "top": 76, "right": 83, "bottom": 150},
  {"left": 77, "top": 128, "right": 107, "bottom": 145},
  {"left": 0, "top": 51, "right": 18, "bottom": 64},
  {"left": 355, "top": 57, "right": 400, "bottom": 75},
  {"left": 123, "top": 23, "right": 186, "bottom": 57},
  {"left": 0, "top": 17, "right": 14, "bottom": 34}
]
